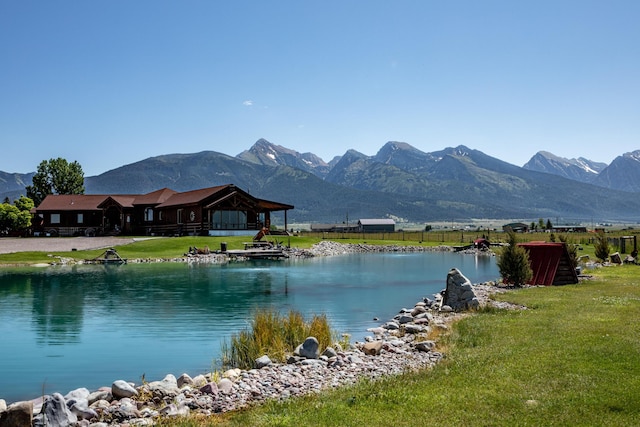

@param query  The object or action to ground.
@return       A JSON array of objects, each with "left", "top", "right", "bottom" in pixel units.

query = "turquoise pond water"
[{"left": 0, "top": 252, "right": 499, "bottom": 402}]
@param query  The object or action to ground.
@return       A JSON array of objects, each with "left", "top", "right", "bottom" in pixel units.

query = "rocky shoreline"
[{"left": 0, "top": 242, "right": 505, "bottom": 427}]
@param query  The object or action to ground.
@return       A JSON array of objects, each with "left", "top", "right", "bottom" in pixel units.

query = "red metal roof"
[
  {"left": 36, "top": 185, "right": 294, "bottom": 213},
  {"left": 132, "top": 188, "right": 178, "bottom": 205},
  {"left": 36, "top": 194, "right": 110, "bottom": 211},
  {"left": 517, "top": 242, "right": 578, "bottom": 286},
  {"left": 100, "top": 195, "right": 137, "bottom": 209},
  {"left": 156, "top": 185, "right": 230, "bottom": 208}
]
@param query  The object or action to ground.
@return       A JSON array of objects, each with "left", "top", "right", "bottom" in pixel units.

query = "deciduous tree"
[
  {"left": 0, "top": 196, "right": 33, "bottom": 234},
  {"left": 26, "top": 158, "right": 85, "bottom": 206}
]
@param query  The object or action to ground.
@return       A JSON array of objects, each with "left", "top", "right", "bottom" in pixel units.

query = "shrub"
[{"left": 497, "top": 230, "right": 533, "bottom": 286}]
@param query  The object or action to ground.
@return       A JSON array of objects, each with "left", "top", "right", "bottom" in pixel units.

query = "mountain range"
[{"left": 2, "top": 139, "right": 640, "bottom": 224}]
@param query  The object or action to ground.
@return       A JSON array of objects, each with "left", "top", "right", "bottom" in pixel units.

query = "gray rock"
[
  {"left": 383, "top": 321, "right": 400, "bottom": 330},
  {"left": 255, "top": 355, "right": 273, "bottom": 368},
  {"left": 63, "top": 388, "right": 90, "bottom": 402},
  {"left": 68, "top": 399, "right": 98, "bottom": 421},
  {"left": 222, "top": 368, "right": 242, "bottom": 381},
  {"left": 404, "top": 324, "right": 425, "bottom": 334},
  {"left": 111, "top": 380, "right": 138, "bottom": 399},
  {"left": 177, "top": 373, "right": 194, "bottom": 388},
  {"left": 192, "top": 374, "right": 208, "bottom": 386},
  {"left": 35, "top": 393, "right": 77, "bottom": 427},
  {"left": 147, "top": 374, "right": 180, "bottom": 397},
  {"left": 0, "top": 400, "right": 32, "bottom": 427},
  {"left": 415, "top": 341, "right": 436, "bottom": 352},
  {"left": 89, "top": 400, "right": 110, "bottom": 412},
  {"left": 468, "top": 297, "right": 480, "bottom": 309},
  {"left": 29, "top": 396, "right": 44, "bottom": 415},
  {"left": 397, "top": 314, "right": 414, "bottom": 324},
  {"left": 301, "top": 359, "right": 325, "bottom": 366},
  {"left": 109, "top": 397, "right": 140, "bottom": 420},
  {"left": 322, "top": 346, "right": 338, "bottom": 359},
  {"left": 217, "top": 378, "right": 234, "bottom": 394},
  {"left": 199, "top": 382, "right": 219, "bottom": 396},
  {"left": 442, "top": 268, "right": 478, "bottom": 311},
  {"left": 362, "top": 341, "right": 383, "bottom": 356},
  {"left": 87, "top": 389, "right": 111, "bottom": 405},
  {"left": 348, "top": 354, "right": 364, "bottom": 364},
  {"left": 287, "top": 355, "right": 305, "bottom": 364},
  {"left": 296, "top": 336, "right": 320, "bottom": 359},
  {"left": 410, "top": 306, "right": 427, "bottom": 316}
]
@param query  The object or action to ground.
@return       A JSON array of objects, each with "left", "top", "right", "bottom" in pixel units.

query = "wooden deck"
[
  {"left": 225, "top": 247, "right": 288, "bottom": 260},
  {"left": 219, "top": 232, "right": 291, "bottom": 260}
]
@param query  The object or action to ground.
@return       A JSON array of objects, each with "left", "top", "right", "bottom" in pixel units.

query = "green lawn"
[
  {"left": 158, "top": 264, "right": 640, "bottom": 427},
  {"left": 0, "top": 235, "right": 460, "bottom": 265}
]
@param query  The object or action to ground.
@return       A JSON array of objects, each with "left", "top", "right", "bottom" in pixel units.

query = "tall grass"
[{"left": 220, "top": 308, "right": 336, "bottom": 370}]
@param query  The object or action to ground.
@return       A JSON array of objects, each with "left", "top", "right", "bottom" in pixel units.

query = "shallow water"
[{"left": 0, "top": 252, "right": 499, "bottom": 402}]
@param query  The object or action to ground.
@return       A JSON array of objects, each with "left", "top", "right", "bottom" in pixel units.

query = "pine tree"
[
  {"left": 558, "top": 234, "right": 579, "bottom": 270},
  {"left": 497, "top": 230, "right": 533, "bottom": 286},
  {"left": 594, "top": 231, "right": 610, "bottom": 263}
]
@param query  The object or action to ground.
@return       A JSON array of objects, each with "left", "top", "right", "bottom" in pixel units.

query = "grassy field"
[
  {"left": 1, "top": 231, "right": 638, "bottom": 425},
  {"left": 2, "top": 227, "right": 634, "bottom": 265},
  {"left": 0, "top": 233, "right": 462, "bottom": 265},
  {"left": 157, "top": 263, "right": 640, "bottom": 427}
]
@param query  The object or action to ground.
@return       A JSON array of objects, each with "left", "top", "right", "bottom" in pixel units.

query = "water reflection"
[{"left": 0, "top": 253, "right": 499, "bottom": 402}]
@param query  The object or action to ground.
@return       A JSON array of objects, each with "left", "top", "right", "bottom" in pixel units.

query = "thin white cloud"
[{"left": 242, "top": 100, "right": 254, "bottom": 106}]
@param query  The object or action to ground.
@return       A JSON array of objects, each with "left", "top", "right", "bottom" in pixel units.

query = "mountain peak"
[
  {"left": 373, "top": 141, "right": 438, "bottom": 172},
  {"left": 522, "top": 151, "right": 608, "bottom": 185},
  {"left": 237, "top": 138, "right": 330, "bottom": 178}
]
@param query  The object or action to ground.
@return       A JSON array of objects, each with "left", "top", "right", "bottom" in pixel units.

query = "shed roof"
[
  {"left": 358, "top": 219, "right": 396, "bottom": 225},
  {"left": 517, "top": 242, "right": 578, "bottom": 286}
]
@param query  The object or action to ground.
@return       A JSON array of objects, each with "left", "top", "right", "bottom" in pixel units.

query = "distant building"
[
  {"left": 358, "top": 219, "right": 395, "bottom": 233},
  {"left": 550, "top": 226, "right": 588, "bottom": 233},
  {"left": 503, "top": 222, "right": 529, "bottom": 233},
  {"left": 310, "top": 223, "right": 358, "bottom": 232},
  {"left": 33, "top": 184, "right": 293, "bottom": 237}
]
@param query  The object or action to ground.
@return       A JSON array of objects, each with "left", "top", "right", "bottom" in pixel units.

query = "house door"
[{"left": 104, "top": 206, "right": 122, "bottom": 233}]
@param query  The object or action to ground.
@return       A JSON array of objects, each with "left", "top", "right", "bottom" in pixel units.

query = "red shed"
[{"left": 517, "top": 242, "right": 579, "bottom": 286}]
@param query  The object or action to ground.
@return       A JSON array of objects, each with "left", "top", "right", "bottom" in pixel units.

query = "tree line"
[{"left": 1, "top": 158, "right": 84, "bottom": 235}]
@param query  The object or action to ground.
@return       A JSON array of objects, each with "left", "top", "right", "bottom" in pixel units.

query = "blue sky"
[{"left": 1, "top": 1, "right": 639, "bottom": 176}]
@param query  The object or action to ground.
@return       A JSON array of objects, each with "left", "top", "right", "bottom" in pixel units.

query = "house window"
[
  {"left": 177, "top": 209, "right": 183, "bottom": 224},
  {"left": 211, "top": 210, "right": 247, "bottom": 229},
  {"left": 77, "top": 213, "right": 84, "bottom": 224},
  {"left": 158, "top": 211, "right": 163, "bottom": 221},
  {"left": 144, "top": 208, "right": 153, "bottom": 222},
  {"left": 51, "top": 213, "right": 60, "bottom": 224}
]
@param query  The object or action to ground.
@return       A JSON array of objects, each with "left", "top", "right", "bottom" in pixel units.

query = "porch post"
[{"left": 284, "top": 210, "right": 288, "bottom": 231}]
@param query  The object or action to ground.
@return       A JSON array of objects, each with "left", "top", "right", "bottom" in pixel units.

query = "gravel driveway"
[{"left": 0, "top": 237, "right": 137, "bottom": 254}]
